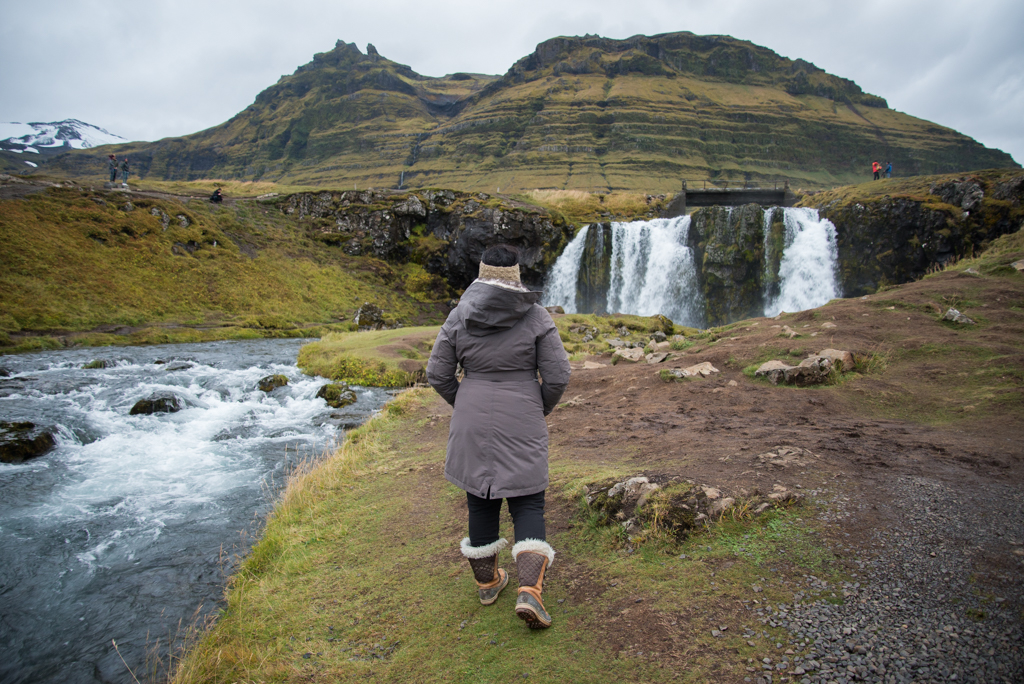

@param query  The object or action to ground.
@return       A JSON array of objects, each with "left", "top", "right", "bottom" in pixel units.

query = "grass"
[
  {"left": 523, "top": 190, "right": 667, "bottom": 224},
  {"left": 297, "top": 327, "right": 441, "bottom": 387},
  {"left": 170, "top": 389, "right": 848, "bottom": 684},
  {"left": 0, "top": 184, "right": 447, "bottom": 354}
]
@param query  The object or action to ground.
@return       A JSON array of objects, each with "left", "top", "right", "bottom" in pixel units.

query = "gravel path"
[{"left": 744, "top": 475, "right": 1024, "bottom": 684}]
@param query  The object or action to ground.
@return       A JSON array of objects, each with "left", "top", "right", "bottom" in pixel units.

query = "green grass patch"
[{"left": 297, "top": 327, "right": 440, "bottom": 386}]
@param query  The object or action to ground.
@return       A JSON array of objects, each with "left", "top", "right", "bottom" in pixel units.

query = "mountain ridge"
[{"left": 37, "top": 32, "right": 1018, "bottom": 191}]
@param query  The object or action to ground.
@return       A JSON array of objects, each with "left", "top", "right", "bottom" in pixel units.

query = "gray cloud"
[{"left": 1, "top": 0, "right": 1020, "bottom": 164}]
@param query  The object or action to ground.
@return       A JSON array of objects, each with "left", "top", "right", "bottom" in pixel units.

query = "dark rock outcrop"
[
  {"left": 687, "top": 204, "right": 767, "bottom": 325},
  {"left": 280, "top": 189, "right": 571, "bottom": 290},
  {"left": 0, "top": 421, "right": 57, "bottom": 464},
  {"left": 129, "top": 392, "right": 187, "bottom": 415},
  {"left": 352, "top": 303, "right": 386, "bottom": 330},
  {"left": 811, "top": 174, "right": 1024, "bottom": 296}
]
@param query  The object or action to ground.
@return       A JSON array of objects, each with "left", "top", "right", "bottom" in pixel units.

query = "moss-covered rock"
[
  {"left": 316, "top": 383, "right": 357, "bottom": 408},
  {"left": 688, "top": 204, "right": 767, "bottom": 326},
  {"left": 257, "top": 374, "right": 289, "bottom": 392}
]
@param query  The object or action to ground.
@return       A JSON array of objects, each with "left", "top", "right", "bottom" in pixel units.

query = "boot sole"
[{"left": 515, "top": 604, "right": 552, "bottom": 629}]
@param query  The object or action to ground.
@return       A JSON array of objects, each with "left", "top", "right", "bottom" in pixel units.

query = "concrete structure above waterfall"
[{"left": 662, "top": 180, "right": 797, "bottom": 217}]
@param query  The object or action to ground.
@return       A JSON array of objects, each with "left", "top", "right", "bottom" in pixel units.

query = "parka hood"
[{"left": 457, "top": 280, "right": 542, "bottom": 336}]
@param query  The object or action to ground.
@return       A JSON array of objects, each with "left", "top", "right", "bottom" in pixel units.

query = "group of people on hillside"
[
  {"left": 872, "top": 160, "right": 892, "bottom": 180},
  {"left": 107, "top": 155, "right": 130, "bottom": 187}
]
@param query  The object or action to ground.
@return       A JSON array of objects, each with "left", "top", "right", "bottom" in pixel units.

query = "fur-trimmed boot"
[
  {"left": 460, "top": 538, "right": 509, "bottom": 605},
  {"left": 511, "top": 539, "right": 555, "bottom": 629}
]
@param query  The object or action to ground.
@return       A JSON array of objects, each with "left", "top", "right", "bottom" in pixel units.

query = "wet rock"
[
  {"left": 353, "top": 303, "right": 385, "bottom": 330},
  {"left": 129, "top": 391, "right": 186, "bottom": 415},
  {"left": 0, "top": 421, "right": 57, "bottom": 464},
  {"left": 82, "top": 359, "right": 110, "bottom": 369},
  {"left": 942, "top": 308, "right": 976, "bottom": 325},
  {"left": 257, "top": 375, "right": 289, "bottom": 392},
  {"left": 163, "top": 362, "right": 194, "bottom": 371},
  {"left": 317, "top": 383, "right": 357, "bottom": 408}
]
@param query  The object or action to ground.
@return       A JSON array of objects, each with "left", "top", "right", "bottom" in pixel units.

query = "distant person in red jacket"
[{"left": 872, "top": 161, "right": 881, "bottom": 180}]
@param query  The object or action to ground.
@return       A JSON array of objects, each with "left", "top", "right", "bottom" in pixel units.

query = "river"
[{"left": 0, "top": 339, "right": 392, "bottom": 684}]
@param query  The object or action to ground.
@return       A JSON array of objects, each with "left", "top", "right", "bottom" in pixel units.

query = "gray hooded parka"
[{"left": 427, "top": 280, "right": 571, "bottom": 499}]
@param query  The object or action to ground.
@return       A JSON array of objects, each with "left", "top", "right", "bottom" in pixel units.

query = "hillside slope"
[{"left": 40, "top": 33, "right": 1017, "bottom": 192}]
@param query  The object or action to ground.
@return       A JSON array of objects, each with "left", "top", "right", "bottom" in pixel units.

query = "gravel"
[{"left": 743, "top": 475, "right": 1024, "bottom": 684}]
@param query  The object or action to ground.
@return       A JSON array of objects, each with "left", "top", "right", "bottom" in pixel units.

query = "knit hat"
[{"left": 477, "top": 262, "right": 529, "bottom": 292}]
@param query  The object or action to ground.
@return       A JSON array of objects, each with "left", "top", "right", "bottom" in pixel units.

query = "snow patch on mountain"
[{"left": 0, "top": 119, "right": 125, "bottom": 152}]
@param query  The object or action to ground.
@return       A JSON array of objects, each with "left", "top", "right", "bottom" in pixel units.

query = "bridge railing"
[{"left": 680, "top": 180, "right": 790, "bottom": 191}]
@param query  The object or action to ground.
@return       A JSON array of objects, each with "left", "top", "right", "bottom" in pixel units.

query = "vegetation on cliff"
[
  {"left": 0, "top": 176, "right": 451, "bottom": 353},
  {"left": 40, "top": 34, "right": 1017, "bottom": 193}
]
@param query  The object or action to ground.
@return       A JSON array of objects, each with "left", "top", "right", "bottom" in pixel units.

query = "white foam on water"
[
  {"left": 607, "top": 216, "right": 703, "bottom": 327},
  {"left": 541, "top": 225, "right": 590, "bottom": 313},
  {"left": 765, "top": 207, "right": 841, "bottom": 316}
]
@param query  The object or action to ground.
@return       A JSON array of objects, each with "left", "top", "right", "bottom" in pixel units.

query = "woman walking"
[{"left": 427, "top": 245, "right": 571, "bottom": 629}]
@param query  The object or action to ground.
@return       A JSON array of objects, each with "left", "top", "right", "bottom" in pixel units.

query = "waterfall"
[
  {"left": 542, "top": 207, "right": 839, "bottom": 327},
  {"left": 543, "top": 217, "right": 703, "bottom": 327},
  {"left": 542, "top": 225, "right": 589, "bottom": 313},
  {"left": 607, "top": 216, "right": 703, "bottom": 326},
  {"left": 764, "top": 207, "right": 841, "bottom": 317}
]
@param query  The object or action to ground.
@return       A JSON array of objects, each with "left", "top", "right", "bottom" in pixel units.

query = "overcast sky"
[{"left": 1, "top": 0, "right": 1021, "bottom": 164}]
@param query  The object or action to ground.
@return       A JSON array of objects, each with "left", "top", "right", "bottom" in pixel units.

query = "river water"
[{"left": 0, "top": 339, "right": 393, "bottom": 684}]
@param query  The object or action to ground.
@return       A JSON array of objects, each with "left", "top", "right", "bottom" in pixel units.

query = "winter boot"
[
  {"left": 511, "top": 539, "right": 555, "bottom": 629},
  {"left": 460, "top": 538, "right": 509, "bottom": 605}
]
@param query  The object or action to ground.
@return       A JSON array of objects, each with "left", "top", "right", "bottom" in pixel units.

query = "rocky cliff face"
[
  {"left": 688, "top": 205, "right": 768, "bottom": 325},
  {"left": 279, "top": 189, "right": 571, "bottom": 290},
  {"left": 809, "top": 173, "right": 1024, "bottom": 295}
]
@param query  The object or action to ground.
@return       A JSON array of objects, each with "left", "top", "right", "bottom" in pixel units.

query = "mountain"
[
  {"left": 39, "top": 34, "right": 1017, "bottom": 191},
  {"left": 1, "top": 119, "right": 126, "bottom": 173}
]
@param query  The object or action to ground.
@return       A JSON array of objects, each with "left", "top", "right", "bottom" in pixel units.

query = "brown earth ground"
[{"left": 410, "top": 266, "right": 1024, "bottom": 675}]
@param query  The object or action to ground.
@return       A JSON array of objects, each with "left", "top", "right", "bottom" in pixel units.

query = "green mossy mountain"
[{"left": 41, "top": 33, "right": 1016, "bottom": 192}]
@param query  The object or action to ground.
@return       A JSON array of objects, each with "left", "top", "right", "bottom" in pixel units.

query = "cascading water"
[
  {"left": 543, "top": 217, "right": 704, "bottom": 327},
  {"left": 0, "top": 339, "right": 392, "bottom": 684},
  {"left": 764, "top": 207, "right": 841, "bottom": 317},
  {"left": 542, "top": 224, "right": 590, "bottom": 312},
  {"left": 543, "top": 207, "right": 839, "bottom": 326}
]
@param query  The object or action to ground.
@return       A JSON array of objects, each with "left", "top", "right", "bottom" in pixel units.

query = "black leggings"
[{"left": 467, "top": 490, "right": 545, "bottom": 547}]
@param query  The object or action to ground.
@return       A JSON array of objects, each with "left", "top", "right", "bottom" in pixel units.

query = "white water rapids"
[
  {"left": 0, "top": 339, "right": 392, "bottom": 684},
  {"left": 543, "top": 207, "right": 840, "bottom": 325}
]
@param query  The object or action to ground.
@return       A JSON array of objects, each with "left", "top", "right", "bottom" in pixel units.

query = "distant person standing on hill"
[
  {"left": 872, "top": 161, "right": 881, "bottom": 180},
  {"left": 427, "top": 244, "right": 571, "bottom": 630},
  {"left": 120, "top": 157, "right": 130, "bottom": 187},
  {"left": 107, "top": 155, "right": 118, "bottom": 183},
  {"left": 885, "top": 162, "right": 892, "bottom": 178}
]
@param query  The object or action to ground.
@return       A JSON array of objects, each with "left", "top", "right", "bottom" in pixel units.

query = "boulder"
[
  {"left": 257, "top": 375, "right": 289, "bottom": 392},
  {"left": 784, "top": 356, "right": 833, "bottom": 385},
  {"left": 316, "top": 383, "right": 357, "bottom": 408},
  {"left": 613, "top": 347, "right": 645, "bottom": 363},
  {"left": 942, "top": 308, "right": 976, "bottom": 325},
  {"left": 544, "top": 305, "right": 565, "bottom": 315},
  {"left": 817, "top": 348, "right": 855, "bottom": 371},
  {"left": 605, "top": 337, "right": 625, "bottom": 348},
  {"left": 1012, "top": 259, "right": 1024, "bottom": 272},
  {"left": 82, "top": 359, "right": 110, "bottom": 369},
  {"left": 651, "top": 330, "right": 668, "bottom": 343},
  {"left": 353, "top": 302, "right": 386, "bottom": 330},
  {"left": 755, "top": 360, "right": 793, "bottom": 384},
  {"left": 0, "top": 421, "right": 56, "bottom": 464},
  {"left": 129, "top": 392, "right": 186, "bottom": 415},
  {"left": 708, "top": 497, "right": 736, "bottom": 519},
  {"left": 582, "top": 361, "right": 606, "bottom": 370},
  {"left": 677, "top": 361, "right": 719, "bottom": 378},
  {"left": 820, "top": 321, "right": 837, "bottom": 329},
  {"left": 645, "top": 352, "right": 669, "bottom": 364}
]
